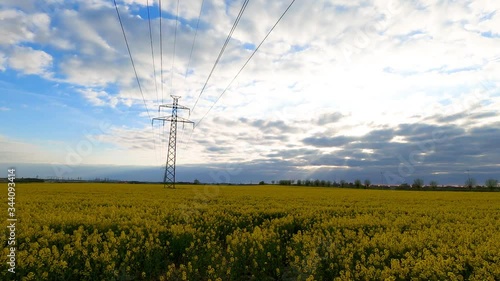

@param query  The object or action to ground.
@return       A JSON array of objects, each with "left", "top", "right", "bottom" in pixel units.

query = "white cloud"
[
  {"left": 79, "top": 89, "right": 109, "bottom": 106},
  {"left": 0, "top": 0, "right": 499, "bottom": 175},
  {"left": 0, "top": 106, "right": 10, "bottom": 111},
  {"left": 0, "top": 52, "right": 6, "bottom": 71},
  {"left": 58, "top": 9, "right": 114, "bottom": 55},
  {"left": 78, "top": 88, "right": 122, "bottom": 107},
  {"left": 0, "top": 9, "right": 51, "bottom": 45},
  {"left": 8, "top": 46, "right": 53, "bottom": 76},
  {"left": 61, "top": 57, "right": 124, "bottom": 87}
]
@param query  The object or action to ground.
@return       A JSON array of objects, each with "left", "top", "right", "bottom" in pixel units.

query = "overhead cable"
[
  {"left": 113, "top": 0, "right": 152, "bottom": 119},
  {"left": 196, "top": 0, "right": 297, "bottom": 127}
]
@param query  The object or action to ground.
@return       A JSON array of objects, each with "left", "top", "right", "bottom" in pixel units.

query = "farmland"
[{"left": 2, "top": 183, "right": 500, "bottom": 280}]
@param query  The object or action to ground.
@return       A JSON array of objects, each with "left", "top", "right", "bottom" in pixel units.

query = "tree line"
[{"left": 261, "top": 178, "right": 499, "bottom": 191}]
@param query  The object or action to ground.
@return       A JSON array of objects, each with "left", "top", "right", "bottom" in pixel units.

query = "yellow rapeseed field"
[{"left": 2, "top": 183, "right": 500, "bottom": 280}]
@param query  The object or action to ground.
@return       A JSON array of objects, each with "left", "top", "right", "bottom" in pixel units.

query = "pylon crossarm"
[
  {"left": 159, "top": 104, "right": 191, "bottom": 112},
  {"left": 152, "top": 117, "right": 167, "bottom": 125},
  {"left": 153, "top": 116, "right": 194, "bottom": 124},
  {"left": 176, "top": 117, "right": 195, "bottom": 125},
  {"left": 152, "top": 116, "right": 170, "bottom": 122}
]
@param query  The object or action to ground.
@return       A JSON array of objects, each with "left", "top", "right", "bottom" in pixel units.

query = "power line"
[
  {"left": 146, "top": 0, "right": 162, "bottom": 166},
  {"left": 177, "top": 0, "right": 206, "bottom": 151},
  {"left": 191, "top": 0, "right": 250, "bottom": 113},
  {"left": 146, "top": 0, "right": 159, "bottom": 106},
  {"left": 196, "top": 0, "right": 297, "bottom": 127},
  {"left": 146, "top": 0, "right": 162, "bottom": 167},
  {"left": 184, "top": 0, "right": 206, "bottom": 81},
  {"left": 113, "top": 0, "right": 151, "bottom": 120},
  {"left": 159, "top": 0, "right": 164, "bottom": 104},
  {"left": 170, "top": 0, "right": 180, "bottom": 94}
]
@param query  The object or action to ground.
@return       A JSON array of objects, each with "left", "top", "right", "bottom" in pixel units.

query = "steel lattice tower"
[{"left": 153, "top": 95, "right": 194, "bottom": 188}]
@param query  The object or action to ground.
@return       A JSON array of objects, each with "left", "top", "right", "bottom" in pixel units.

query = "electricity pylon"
[{"left": 152, "top": 95, "right": 194, "bottom": 188}]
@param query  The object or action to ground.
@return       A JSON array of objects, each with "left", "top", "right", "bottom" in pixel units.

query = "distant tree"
[
  {"left": 399, "top": 183, "right": 410, "bottom": 189},
  {"left": 305, "top": 179, "right": 312, "bottom": 186},
  {"left": 465, "top": 178, "right": 477, "bottom": 189},
  {"left": 364, "top": 179, "right": 371, "bottom": 189},
  {"left": 271, "top": 180, "right": 275, "bottom": 185},
  {"left": 314, "top": 179, "right": 320, "bottom": 187},
  {"left": 412, "top": 178, "right": 424, "bottom": 189},
  {"left": 340, "top": 180, "right": 346, "bottom": 187},
  {"left": 485, "top": 179, "right": 498, "bottom": 190},
  {"left": 354, "top": 179, "right": 362, "bottom": 188},
  {"left": 429, "top": 180, "right": 438, "bottom": 189},
  {"left": 259, "top": 181, "right": 265, "bottom": 185},
  {"left": 193, "top": 179, "right": 200, "bottom": 185},
  {"left": 320, "top": 180, "right": 326, "bottom": 187},
  {"left": 326, "top": 180, "right": 332, "bottom": 187},
  {"left": 296, "top": 180, "right": 302, "bottom": 186}
]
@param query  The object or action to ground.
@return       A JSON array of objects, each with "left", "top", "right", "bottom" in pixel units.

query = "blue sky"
[{"left": 1, "top": 0, "right": 499, "bottom": 185}]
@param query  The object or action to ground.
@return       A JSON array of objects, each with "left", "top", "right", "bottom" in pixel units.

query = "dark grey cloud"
[
  {"left": 236, "top": 133, "right": 289, "bottom": 145},
  {"left": 286, "top": 120, "right": 500, "bottom": 185},
  {"left": 195, "top": 139, "right": 211, "bottom": 145},
  {"left": 395, "top": 123, "right": 465, "bottom": 143},
  {"left": 434, "top": 112, "right": 469, "bottom": 123},
  {"left": 303, "top": 127, "right": 401, "bottom": 149},
  {"left": 303, "top": 135, "right": 357, "bottom": 147},
  {"left": 266, "top": 148, "right": 320, "bottom": 159},
  {"left": 469, "top": 111, "right": 498, "bottom": 119},
  {"left": 192, "top": 116, "right": 301, "bottom": 158},
  {"left": 241, "top": 118, "right": 299, "bottom": 134},
  {"left": 426, "top": 110, "right": 497, "bottom": 123},
  {"left": 205, "top": 146, "right": 230, "bottom": 153},
  {"left": 316, "top": 112, "right": 344, "bottom": 125},
  {"left": 363, "top": 128, "right": 396, "bottom": 141}
]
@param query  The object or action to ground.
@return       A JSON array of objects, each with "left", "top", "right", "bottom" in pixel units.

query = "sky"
[{"left": 0, "top": 0, "right": 499, "bottom": 185}]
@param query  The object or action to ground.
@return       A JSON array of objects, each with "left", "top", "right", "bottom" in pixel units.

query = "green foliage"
[
  {"left": 354, "top": 179, "right": 362, "bottom": 188},
  {"left": 465, "top": 178, "right": 477, "bottom": 189},
  {"left": 485, "top": 179, "right": 498, "bottom": 190},
  {"left": 412, "top": 178, "right": 424, "bottom": 189},
  {"left": 293, "top": 179, "right": 333, "bottom": 187},
  {"left": 429, "top": 180, "right": 438, "bottom": 189},
  {"left": 364, "top": 179, "right": 371, "bottom": 188},
  {"left": 278, "top": 180, "right": 293, "bottom": 185}
]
